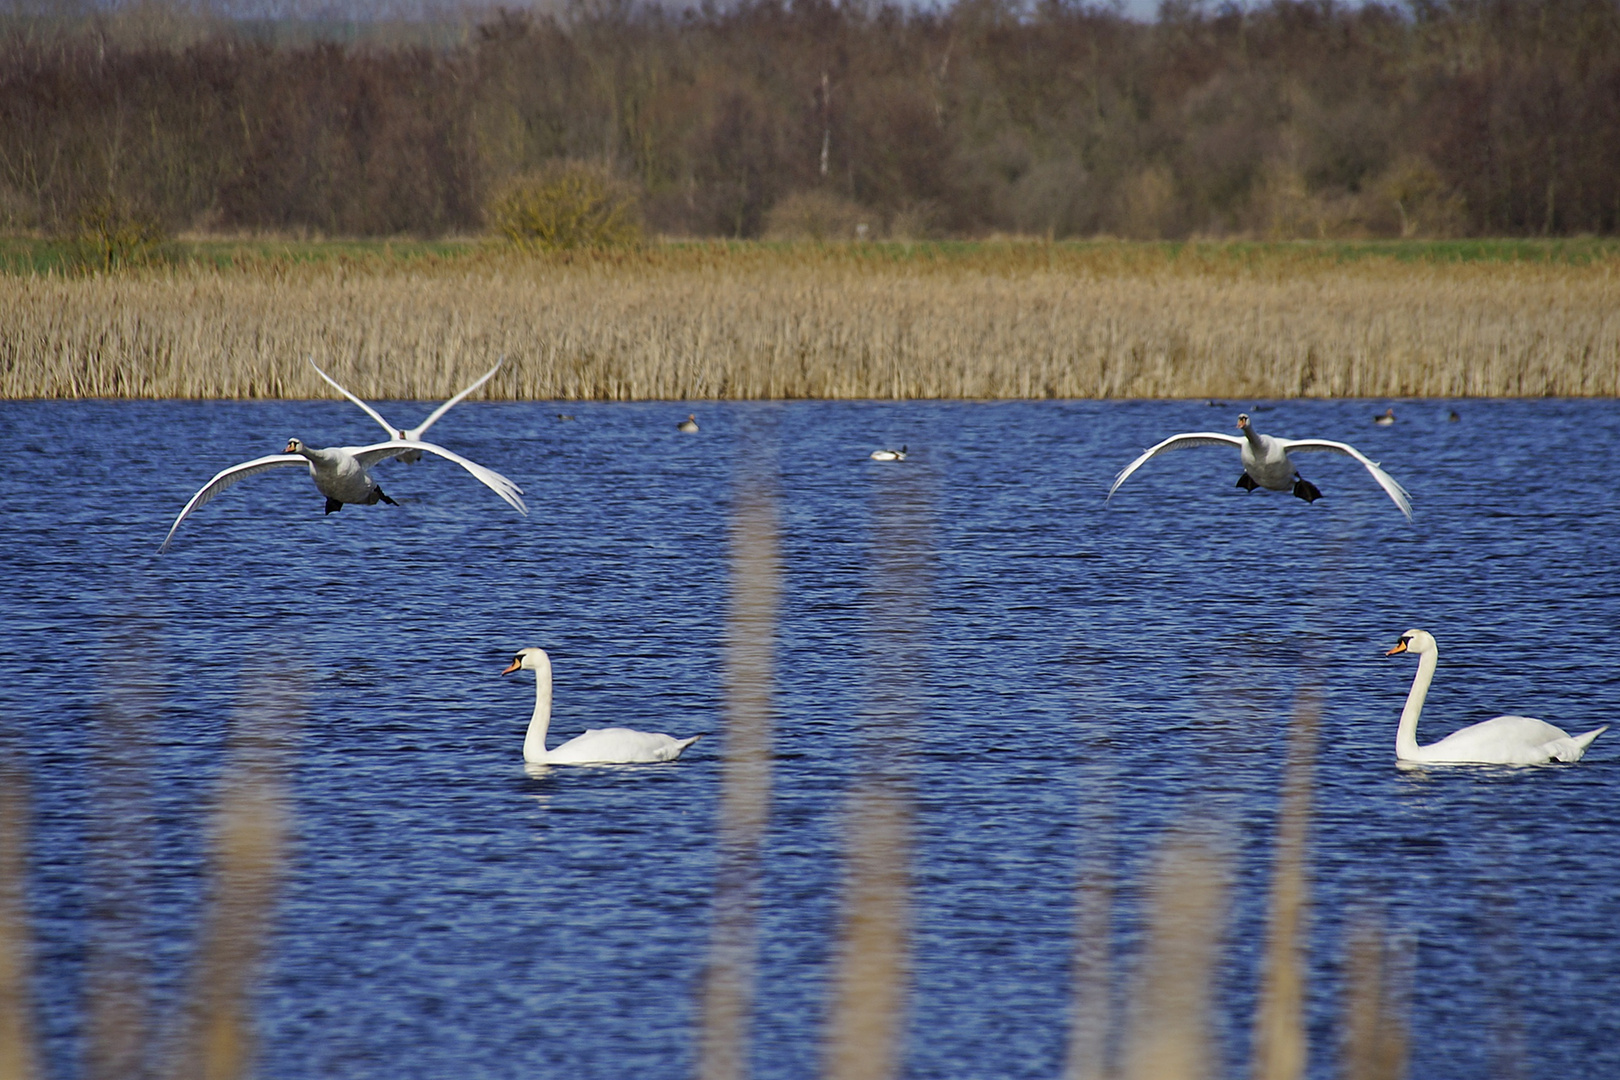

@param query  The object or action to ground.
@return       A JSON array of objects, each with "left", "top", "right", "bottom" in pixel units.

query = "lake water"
[{"left": 2, "top": 397, "right": 1617, "bottom": 1080}]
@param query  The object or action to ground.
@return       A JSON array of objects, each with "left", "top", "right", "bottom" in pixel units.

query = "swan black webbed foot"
[
  {"left": 324, "top": 497, "right": 343, "bottom": 514},
  {"left": 1292, "top": 476, "right": 1323, "bottom": 503},
  {"left": 1235, "top": 472, "right": 1259, "bottom": 491},
  {"left": 377, "top": 489, "right": 398, "bottom": 506}
]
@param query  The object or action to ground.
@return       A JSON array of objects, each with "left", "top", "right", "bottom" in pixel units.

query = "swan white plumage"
[
  {"left": 500, "top": 647, "right": 700, "bottom": 765},
  {"left": 309, "top": 356, "right": 504, "bottom": 464},
  {"left": 870, "top": 445, "right": 907, "bottom": 461},
  {"left": 1386, "top": 629, "right": 1607, "bottom": 765},
  {"left": 159, "top": 436, "right": 527, "bottom": 552},
  {"left": 678, "top": 413, "right": 700, "bottom": 433},
  {"left": 1107, "top": 413, "right": 1412, "bottom": 519}
]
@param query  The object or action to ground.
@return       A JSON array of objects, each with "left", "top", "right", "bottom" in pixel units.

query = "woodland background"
[{"left": 2, "top": 0, "right": 1618, "bottom": 243}]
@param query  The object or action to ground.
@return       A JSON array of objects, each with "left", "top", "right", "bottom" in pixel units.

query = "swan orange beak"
[
  {"left": 500, "top": 659, "right": 521, "bottom": 676},
  {"left": 1385, "top": 640, "right": 1408, "bottom": 656}
]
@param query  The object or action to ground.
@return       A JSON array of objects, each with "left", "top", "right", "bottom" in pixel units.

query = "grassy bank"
[{"left": 3, "top": 239, "right": 1618, "bottom": 400}]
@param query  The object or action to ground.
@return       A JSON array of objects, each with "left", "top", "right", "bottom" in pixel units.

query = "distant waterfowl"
[
  {"left": 1374, "top": 407, "right": 1396, "bottom": 425},
  {"left": 1386, "top": 630, "right": 1607, "bottom": 764},
  {"left": 1107, "top": 413, "right": 1412, "bottom": 520},
  {"left": 501, "top": 647, "right": 700, "bottom": 765},
  {"left": 557, "top": 414, "right": 576, "bottom": 421},
  {"left": 677, "top": 413, "right": 700, "bottom": 433},
  {"left": 1448, "top": 410, "right": 1461, "bottom": 422},
  {"left": 870, "top": 445, "right": 907, "bottom": 461},
  {"left": 160, "top": 437, "right": 527, "bottom": 552},
  {"left": 309, "top": 356, "right": 504, "bottom": 464}
]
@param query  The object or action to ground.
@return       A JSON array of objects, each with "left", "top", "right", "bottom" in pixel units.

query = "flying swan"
[
  {"left": 1107, "top": 413, "right": 1413, "bottom": 519},
  {"left": 1386, "top": 629, "right": 1607, "bottom": 765},
  {"left": 309, "top": 356, "right": 505, "bottom": 464},
  {"left": 501, "top": 647, "right": 700, "bottom": 765},
  {"left": 159, "top": 437, "right": 527, "bottom": 552}
]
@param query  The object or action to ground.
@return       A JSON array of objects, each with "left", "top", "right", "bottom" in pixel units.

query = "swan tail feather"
[{"left": 1572, "top": 725, "right": 1609, "bottom": 753}]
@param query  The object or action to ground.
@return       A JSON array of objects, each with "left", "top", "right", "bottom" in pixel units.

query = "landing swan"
[
  {"left": 501, "top": 647, "right": 700, "bottom": 765},
  {"left": 1108, "top": 413, "right": 1412, "bottom": 519},
  {"left": 870, "top": 445, "right": 907, "bottom": 461},
  {"left": 1386, "top": 629, "right": 1607, "bottom": 764},
  {"left": 159, "top": 437, "right": 526, "bottom": 552},
  {"left": 310, "top": 356, "right": 504, "bottom": 464}
]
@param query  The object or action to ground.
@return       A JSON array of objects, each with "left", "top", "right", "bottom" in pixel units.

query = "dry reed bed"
[{"left": 3, "top": 249, "right": 1618, "bottom": 399}]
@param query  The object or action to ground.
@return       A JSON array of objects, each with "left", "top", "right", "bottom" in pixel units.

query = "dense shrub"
[{"left": 487, "top": 163, "right": 642, "bottom": 250}]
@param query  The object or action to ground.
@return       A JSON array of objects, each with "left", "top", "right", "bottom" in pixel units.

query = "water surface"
[{"left": 2, "top": 397, "right": 1617, "bottom": 1079}]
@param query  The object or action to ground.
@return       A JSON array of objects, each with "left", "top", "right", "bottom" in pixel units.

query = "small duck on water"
[
  {"left": 677, "top": 413, "right": 699, "bottom": 433},
  {"left": 870, "top": 445, "right": 907, "bottom": 461}
]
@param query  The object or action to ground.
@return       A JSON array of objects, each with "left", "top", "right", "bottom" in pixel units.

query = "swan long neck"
[
  {"left": 1240, "top": 424, "right": 1265, "bottom": 449},
  {"left": 523, "top": 662, "right": 553, "bottom": 762},
  {"left": 1397, "top": 646, "right": 1437, "bottom": 759}
]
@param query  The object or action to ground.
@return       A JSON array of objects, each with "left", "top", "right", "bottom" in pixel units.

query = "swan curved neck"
[
  {"left": 1240, "top": 425, "right": 1264, "bottom": 448},
  {"left": 523, "top": 666, "right": 553, "bottom": 762},
  {"left": 1397, "top": 647, "right": 1438, "bottom": 760}
]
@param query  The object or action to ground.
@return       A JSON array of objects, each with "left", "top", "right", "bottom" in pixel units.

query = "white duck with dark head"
[
  {"left": 1386, "top": 629, "right": 1607, "bottom": 765},
  {"left": 1108, "top": 413, "right": 1412, "bottom": 519},
  {"left": 501, "top": 647, "right": 700, "bottom": 765}
]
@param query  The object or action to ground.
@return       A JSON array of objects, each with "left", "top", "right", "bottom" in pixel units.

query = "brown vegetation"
[
  {"left": 2, "top": 242, "right": 1616, "bottom": 400},
  {"left": 3, "top": 0, "right": 1620, "bottom": 241}
]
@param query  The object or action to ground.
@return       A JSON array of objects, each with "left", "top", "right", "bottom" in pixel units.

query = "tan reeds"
[
  {"left": 2, "top": 244, "right": 1616, "bottom": 400},
  {"left": 1121, "top": 825, "right": 1233, "bottom": 1080},
  {"left": 699, "top": 476, "right": 781, "bottom": 1080},
  {"left": 164, "top": 670, "right": 295, "bottom": 1080},
  {"left": 0, "top": 664, "right": 295, "bottom": 1080},
  {"left": 823, "top": 465, "right": 931, "bottom": 1080},
  {"left": 1342, "top": 915, "right": 1411, "bottom": 1080},
  {"left": 1250, "top": 693, "right": 1321, "bottom": 1080},
  {"left": 0, "top": 758, "right": 40, "bottom": 1080}
]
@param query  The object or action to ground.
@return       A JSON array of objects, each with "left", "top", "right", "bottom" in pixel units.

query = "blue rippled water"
[{"left": 2, "top": 397, "right": 1617, "bottom": 1080}]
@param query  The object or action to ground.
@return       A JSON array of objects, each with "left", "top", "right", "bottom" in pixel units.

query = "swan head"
[
  {"left": 285, "top": 437, "right": 305, "bottom": 455},
  {"left": 1386, "top": 629, "right": 1436, "bottom": 657},
  {"left": 500, "top": 647, "right": 552, "bottom": 677},
  {"left": 1236, "top": 413, "right": 1251, "bottom": 430}
]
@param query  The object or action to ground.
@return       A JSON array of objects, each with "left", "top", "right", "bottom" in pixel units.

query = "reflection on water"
[{"left": 1, "top": 397, "right": 1618, "bottom": 1080}]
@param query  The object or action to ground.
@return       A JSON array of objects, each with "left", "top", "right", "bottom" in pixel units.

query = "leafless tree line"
[{"left": 2, "top": 0, "right": 1617, "bottom": 240}]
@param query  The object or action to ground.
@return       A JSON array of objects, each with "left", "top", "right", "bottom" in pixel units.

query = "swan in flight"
[
  {"left": 1107, "top": 413, "right": 1412, "bottom": 519},
  {"left": 159, "top": 437, "right": 526, "bottom": 552},
  {"left": 677, "top": 413, "right": 700, "bottom": 433},
  {"left": 501, "top": 647, "right": 700, "bottom": 765},
  {"left": 870, "top": 445, "right": 907, "bottom": 461},
  {"left": 309, "top": 356, "right": 505, "bottom": 464},
  {"left": 1386, "top": 630, "right": 1607, "bottom": 764}
]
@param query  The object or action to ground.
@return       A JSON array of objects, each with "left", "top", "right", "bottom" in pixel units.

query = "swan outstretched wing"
[
  {"left": 1280, "top": 438, "right": 1413, "bottom": 519},
  {"left": 353, "top": 439, "right": 528, "bottom": 515},
  {"left": 308, "top": 358, "right": 403, "bottom": 439},
  {"left": 407, "top": 356, "right": 505, "bottom": 440},
  {"left": 1107, "top": 432, "right": 1244, "bottom": 500},
  {"left": 159, "top": 453, "right": 307, "bottom": 552}
]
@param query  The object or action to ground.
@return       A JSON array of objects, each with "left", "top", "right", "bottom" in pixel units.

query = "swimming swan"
[
  {"left": 159, "top": 437, "right": 526, "bottom": 552},
  {"left": 1386, "top": 629, "right": 1608, "bottom": 764},
  {"left": 1108, "top": 413, "right": 1412, "bottom": 519},
  {"left": 501, "top": 647, "right": 700, "bottom": 765},
  {"left": 309, "top": 356, "right": 504, "bottom": 464}
]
